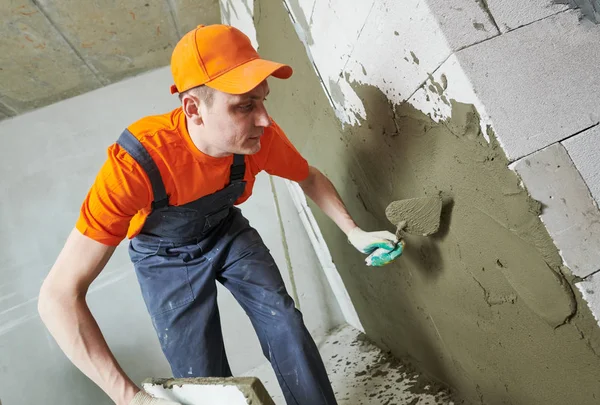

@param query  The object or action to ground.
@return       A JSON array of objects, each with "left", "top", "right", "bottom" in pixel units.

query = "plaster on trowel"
[{"left": 385, "top": 197, "right": 443, "bottom": 241}]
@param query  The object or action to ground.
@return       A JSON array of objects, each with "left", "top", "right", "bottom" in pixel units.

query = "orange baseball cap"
[{"left": 170, "top": 24, "right": 293, "bottom": 95}]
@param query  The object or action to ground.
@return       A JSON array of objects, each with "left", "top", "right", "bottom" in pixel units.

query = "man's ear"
[{"left": 182, "top": 94, "right": 203, "bottom": 125}]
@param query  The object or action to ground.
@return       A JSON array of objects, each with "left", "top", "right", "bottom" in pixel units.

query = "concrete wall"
[
  {"left": 0, "top": 68, "right": 343, "bottom": 404},
  {"left": 243, "top": 1, "right": 600, "bottom": 404},
  {"left": 0, "top": 0, "right": 221, "bottom": 119}
]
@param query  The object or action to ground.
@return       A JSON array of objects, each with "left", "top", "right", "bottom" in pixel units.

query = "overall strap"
[
  {"left": 229, "top": 154, "right": 246, "bottom": 184},
  {"left": 116, "top": 129, "right": 169, "bottom": 209}
]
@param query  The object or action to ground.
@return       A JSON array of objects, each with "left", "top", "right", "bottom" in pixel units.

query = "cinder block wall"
[{"left": 229, "top": 1, "right": 600, "bottom": 404}]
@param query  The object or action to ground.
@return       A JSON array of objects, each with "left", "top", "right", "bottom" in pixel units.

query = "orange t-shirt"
[{"left": 76, "top": 107, "right": 309, "bottom": 246}]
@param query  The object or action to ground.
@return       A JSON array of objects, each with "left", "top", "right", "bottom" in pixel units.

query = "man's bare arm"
[
  {"left": 38, "top": 228, "right": 140, "bottom": 405},
  {"left": 299, "top": 166, "right": 403, "bottom": 266},
  {"left": 298, "top": 166, "right": 357, "bottom": 235}
]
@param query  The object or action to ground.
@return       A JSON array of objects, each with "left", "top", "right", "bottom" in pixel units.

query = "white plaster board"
[
  {"left": 454, "top": 10, "right": 600, "bottom": 161},
  {"left": 486, "top": 0, "right": 569, "bottom": 32},
  {"left": 426, "top": 0, "right": 500, "bottom": 47},
  {"left": 285, "top": 180, "right": 364, "bottom": 332},
  {"left": 219, "top": 0, "right": 258, "bottom": 49},
  {"left": 144, "top": 381, "right": 250, "bottom": 405},
  {"left": 576, "top": 273, "right": 600, "bottom": 328},
  {"left": 271, "top": 176, "right": 345, "bottom": 339},
  {"left": 409, "top": 53, "right": 497, "bottom": 142},
  {"left": 562, "top": 124, "right": 600, "bottom": 206},
  {"left": 511, "top": 143, "right": 600, "bottom": 278}
]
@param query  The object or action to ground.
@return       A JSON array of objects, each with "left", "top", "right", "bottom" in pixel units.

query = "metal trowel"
[{"left": 385, "top": 197, "right": 443, "bottom": 240}]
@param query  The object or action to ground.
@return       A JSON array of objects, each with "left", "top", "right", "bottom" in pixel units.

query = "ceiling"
[{"left": 0, "top": 0, "right": 221, "bottom": 121}]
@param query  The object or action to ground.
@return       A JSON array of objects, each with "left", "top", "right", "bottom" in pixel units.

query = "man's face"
[{"left": 199, "top": 81, "right": 271, "bottom": 156}]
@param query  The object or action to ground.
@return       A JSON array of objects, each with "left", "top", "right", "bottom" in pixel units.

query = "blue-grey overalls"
[{"left": 117, "top": 130, "right": 337, "bottom": 405}]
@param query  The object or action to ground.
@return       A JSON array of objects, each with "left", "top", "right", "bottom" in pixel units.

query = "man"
[{"left": 38, "top": 24, "right": 402, "bottom": 405}]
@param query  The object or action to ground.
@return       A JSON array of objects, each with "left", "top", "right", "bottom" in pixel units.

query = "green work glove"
[
  {"left": 129, "top": 391, "right": 182, "bottom": 405},
  {"left": 347, "top": 227, "right": 404, "bottom": 267}
]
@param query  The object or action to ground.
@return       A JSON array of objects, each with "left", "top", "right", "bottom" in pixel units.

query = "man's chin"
[{"left": 243, "top": 139, "right": 262, "bottom": 155}]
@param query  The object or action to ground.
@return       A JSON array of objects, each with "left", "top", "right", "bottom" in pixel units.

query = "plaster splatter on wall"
[{"left": 555, "top": 0, "right": 600, "bottom": 23}]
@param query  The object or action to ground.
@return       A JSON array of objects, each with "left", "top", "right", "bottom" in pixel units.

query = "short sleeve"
[
  {"left": 75, "top": 144, "right": 152, "bottom": 246},
  {"left": 259, "top": 120, "right": 309, "bottom": 181}
]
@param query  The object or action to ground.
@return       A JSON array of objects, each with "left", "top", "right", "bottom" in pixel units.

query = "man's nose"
[{"left": 255, "top": 104, "right": 271, "bottom": 127}]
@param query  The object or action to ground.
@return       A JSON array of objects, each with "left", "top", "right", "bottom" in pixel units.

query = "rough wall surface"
[
  {"left": 486, "top": 0, "right": 568, "bottom": 32},
  {"left": 451, "top": 11, "right": 600, "bottom": 162},
  {"left": 556, "top": 0, "right": 600, "bottom": 23},
  {"left": 0, "top": 0, "right": 221, "bottom": 118},
  {"left": 253, "top": 1, "right": 600, "bottom": 404}
]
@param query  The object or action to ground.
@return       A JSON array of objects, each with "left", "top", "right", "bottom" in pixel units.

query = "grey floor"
[{"left": 244, "top": 324, "right": 455, "bottom": 405}]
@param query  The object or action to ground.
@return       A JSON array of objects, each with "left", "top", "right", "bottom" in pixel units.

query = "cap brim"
[{"left": 205, "top": 58, "right": 293, "bottom": 95}]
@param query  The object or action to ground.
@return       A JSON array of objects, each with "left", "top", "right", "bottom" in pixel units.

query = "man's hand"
[
  {"left": 129, "top": 391, "right": 182, "bottom": 405},
  {"left": 347, "top": 227, "right": 404, "bottom": 267}
]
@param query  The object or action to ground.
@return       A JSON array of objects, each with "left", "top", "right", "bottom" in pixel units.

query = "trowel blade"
[{"left": 385, "top": 197, "right": 442, "bottom": 236}]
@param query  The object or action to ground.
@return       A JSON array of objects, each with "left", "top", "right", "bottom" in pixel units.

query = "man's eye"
[{"left": 239, "top": 103, "right": 253, "bottom": 111}]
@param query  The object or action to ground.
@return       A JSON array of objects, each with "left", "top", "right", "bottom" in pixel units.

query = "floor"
[{"left": 244, "top": 324, "right": 455, "bottom": 405}]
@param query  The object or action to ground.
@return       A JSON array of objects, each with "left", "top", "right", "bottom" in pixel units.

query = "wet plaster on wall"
[{"left": 255, "top": 2, "right": 600, "bottom": 404}]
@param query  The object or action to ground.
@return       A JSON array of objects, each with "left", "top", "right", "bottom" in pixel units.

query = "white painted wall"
[{"left": 0, "top": 67, "right": 343, "bottom": 404}]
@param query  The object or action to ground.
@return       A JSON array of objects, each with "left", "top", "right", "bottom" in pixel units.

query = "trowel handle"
[
  {"left": 395, "top": 221, "right": 407, "bottom": 242},
  {"left": 395, "top": 230, "right": 407, "bottom": 255}
]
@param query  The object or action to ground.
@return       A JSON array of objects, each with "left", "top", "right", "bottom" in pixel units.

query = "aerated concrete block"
[
  {"left": 143, "top": 377, "right": 275, "bottom": 405},
  {"left": 340, "top": 0, "right": 453, "bottom": 115},
  {"left": 283, "top": 0, "right": 374, "bottom": 90},
  {"left": 562, "top": 124, "right": 600, "bottom": 206},
  {"left": 511, "top": 143, "right": 600, "bottom": 278},
  {"left": 576, "top": 273, "right": 600, "bottom": 328},
  {"left": 427, "top": 0, "right": 500, "bottom": 46},
  {"left": 456, "top": 10, "right": 600, "bottom": 161},
  {"left": 486, "top": 0, "right": 569, "bottom": 32}
]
